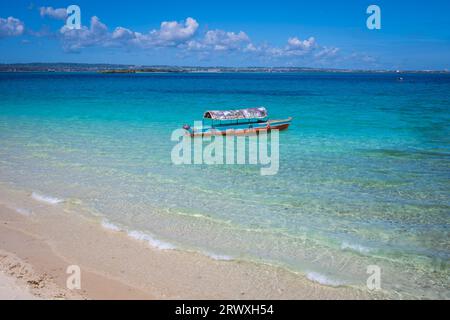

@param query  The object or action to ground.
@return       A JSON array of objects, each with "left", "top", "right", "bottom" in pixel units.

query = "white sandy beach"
[{"left": 0, "top": 184, "right": 385, "bottom": 300}]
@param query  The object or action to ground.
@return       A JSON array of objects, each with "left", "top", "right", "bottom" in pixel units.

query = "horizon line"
[{"left": 1, "top": 62, "right": 449, "bottom": 73}]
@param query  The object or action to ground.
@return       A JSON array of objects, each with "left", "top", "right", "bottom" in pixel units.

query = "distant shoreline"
[{"left": 1, "top": 63, "right": 449, "bottom": 74}]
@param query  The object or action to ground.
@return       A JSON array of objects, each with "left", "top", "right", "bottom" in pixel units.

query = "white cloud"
[
  {"left": 153, "top": 17, "right": 198, "bottom": 44},
  {"left": 182, "top": 31, "right": 336, "bottom": 64},
  {"left": 180, "top": 30, "right": 340, "bottom": 66},
  {"left": 243, "top": 43, "right": 258, "bottom": 52},
  {"left": 185, "top": 39, "right": 207, "bottom": 51},
  {"left": 59, "top": 17, "right": 199, "bottom": 51},
  {"left": 184, "top": 29, "right": 250, "bottom": 52},
  {"left": 134, "top": 17, "right": 199, "bottom": 47},
  {"left": 111, "top": 27, "right": 134, "bottom": 41},
  {"left": 252, "top": 36, "right": 339, "bottom": 63},
  {"left": 277, "top": 36, "right": 319, "bottom": 57},
  {"left": 40, "top": 7, "right": 67, "bottom": 20},
  {"left": 315, "top": 47, "right": 339, "bottom": 59},
  {"left": 59, "top": 16, "right": 108, "bottom": 52},
  {"left": 53, "top": 14, "right": 342, "bottom": 65},
  {"left": 204, "top": 30, "right": 250, "bottom": 51},
  {"left": 287, "top": 36, "right": 316, "bottom": 51},
  {"left": 0, "top": 16, "right": 25, "bottom": 38}
]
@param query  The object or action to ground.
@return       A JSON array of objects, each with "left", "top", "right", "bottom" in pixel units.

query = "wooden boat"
[{"left": 183, "top": 107, "right": 292, "bottom": 137}]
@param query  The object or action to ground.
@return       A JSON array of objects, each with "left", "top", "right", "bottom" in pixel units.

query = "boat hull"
[{"left": 187, "top": 117, "right": 292, "bottom": 137}]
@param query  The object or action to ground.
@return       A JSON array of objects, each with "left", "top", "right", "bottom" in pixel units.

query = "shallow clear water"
[{"left": 0, "top": 72, "right": 449, "bottom": 298}]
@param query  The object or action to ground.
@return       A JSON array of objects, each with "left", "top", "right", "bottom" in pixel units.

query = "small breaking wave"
[
  {"left": 101, "top": 220, "right": 121, "bottom": 232},
  {"left": 31, "top": 192, "right": 64, "bottom": 205},
  {"left": 100, "top": 219, "right": 232, "bottom": 259},
  {"left": 341, "top": 241, "right": 372, "bottom": 255},
  {"left": 127, "top": 230, "right": 176, "bottom": 250},
  {"left": 203, "top": 251, "right": 234, "bottom": 261},
  {"left": 306, "top": 272, "right": 343, "bottom": 287}
]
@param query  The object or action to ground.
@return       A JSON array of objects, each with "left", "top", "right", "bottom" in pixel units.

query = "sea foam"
[
  {"left": 14, "top": 207, "right": 33, "bottom": 216},
  {"left": 341, "top": 241, "right": 372, "bottom": 254},
  {"left": 101, "top": 220, "right": 121, "bottom": 232},
  {"left": 203, "top": 252, "right": 234, "bottom": 261},
  {"left": 306, "top": 272, "right": 343, "bottom": 287},
  {"left": 127, "top": 230, "right": 176, "bottom": 250},
  {"left": 31, "top": 192, "right": 64, "bottom": 205}
]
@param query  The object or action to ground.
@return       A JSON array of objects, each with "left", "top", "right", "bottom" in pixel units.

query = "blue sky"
[{"left": 0, "top": 0, "right": 449, "bottom": 69}]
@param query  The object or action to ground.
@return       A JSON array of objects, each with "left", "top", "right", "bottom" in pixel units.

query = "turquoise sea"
[{"left": 0, "top": 72, "right": 449, "bottom": 298}]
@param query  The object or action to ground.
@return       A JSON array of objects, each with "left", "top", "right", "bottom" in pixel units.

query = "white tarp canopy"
[{"left": 203, "top": 107, "right": 267, "bottom": 120}]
